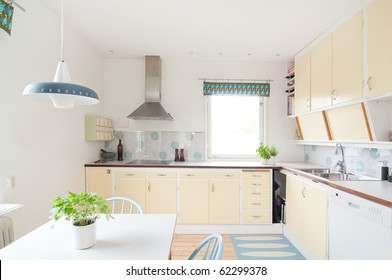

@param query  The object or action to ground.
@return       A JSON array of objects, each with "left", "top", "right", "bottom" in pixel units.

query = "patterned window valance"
[
  {"left": 203, "top": 81, "right": 270, "bottom": 97},
  {"left": 0, "top": 0, "right": 14, "bottom": 35}
]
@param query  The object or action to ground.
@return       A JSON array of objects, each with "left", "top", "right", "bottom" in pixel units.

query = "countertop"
[{"left": 85, "top": 160, "right": 392, "bottom": 208}]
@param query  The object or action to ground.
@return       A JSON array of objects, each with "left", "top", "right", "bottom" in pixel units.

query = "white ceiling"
[{"left": 39, "top": 0, "right": 364, "bottom": 62}]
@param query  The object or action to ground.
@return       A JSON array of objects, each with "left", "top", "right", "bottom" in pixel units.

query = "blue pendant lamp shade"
[
  {"left": 22, "top": 0, "right": 99, "bottom": 108},
  {"left": 23, "top": 62, "right": 99, "bottom": 108}
]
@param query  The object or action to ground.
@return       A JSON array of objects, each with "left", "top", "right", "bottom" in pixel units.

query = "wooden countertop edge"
[
  {"left": 282, "top": 167, "right": 392, "bottom": 208},
  {"left": 84, "top": 163, "right": 281, "bottom": 169}
]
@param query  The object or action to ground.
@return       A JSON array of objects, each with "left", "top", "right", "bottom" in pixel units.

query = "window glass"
[{"left": 207, "top": 95, "right": 265, "bottom": 159}]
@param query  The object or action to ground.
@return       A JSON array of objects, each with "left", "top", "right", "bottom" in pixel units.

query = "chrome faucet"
[{"left": 334, "top": 143, "right": 347, "bottom": 175}]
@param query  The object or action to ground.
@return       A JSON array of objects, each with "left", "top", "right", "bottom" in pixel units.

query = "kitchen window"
[{"left": 204, "top": 81, "right": 269, "bottom": 159}]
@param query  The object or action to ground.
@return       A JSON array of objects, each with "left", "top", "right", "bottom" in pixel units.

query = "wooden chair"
[
  {"left": 188, "top": 234, "right": 224, "bottom": 260},
  {"left": 106, "top": 197, "right": 143, "bottom": 214}
]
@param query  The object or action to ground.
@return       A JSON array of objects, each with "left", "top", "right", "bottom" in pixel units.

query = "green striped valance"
[{"left": 203, "top": 81, "right": 270, "bottom": 97}]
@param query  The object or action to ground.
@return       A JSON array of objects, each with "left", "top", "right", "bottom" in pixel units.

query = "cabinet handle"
[
  {"left": 305, "top": 98, "right": 310, "bottom": 108},
  {"left": 252, "top": 192, "right": 261, "bottom": 195},
  {"left": 331, "top": 89, "right": 337, "bottom": 101},
  {"left": 252, "top": 175, "right": 262, "bottom": 178},
  {"left": 211, "top": 183, "right": 215, "bottom": 192},
  {"left": 185, "top": 174, "right": 194, "bottom": 177},
  {"left": 156, "top": 174, "right": 167, "bottom": 177},
  {"left": 148, "top": 182, "right": 151, "bottom": 192},
  {"left": 225, "top": 174, "right": 235, "bottom": 177},
  {"left": 252, "top": 183, "right": 261, "bottom": 186},
  {"left": 252, "top": 215, "right": 261, "bottom": 218},
  {"left": 126, "top": 173, "right": 135, "bottom": 176},
  {"left": 252, "top": 203, "right": 262, "bottom": 206},
  {"left": 367, "top": 77, "right": 372, "bottom": 91},
  {"left": 106, "top": 169, "right": 111, "bottom": 174},
  {"left": 302, "top": 187, "right": 306, "bottom": 198}
]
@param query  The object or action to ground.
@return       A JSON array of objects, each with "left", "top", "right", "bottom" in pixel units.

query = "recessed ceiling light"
[
  {"left": 275, "top": 53, "right": 281, "bottom": 56},
  {"left": 108, "top": 50, "right": 115, "bottom": 53},
  {"left": 247, "top": 53, "right": 252, "bottom": 56},
  {"left": 219, "top": 52, "right": 223, "bottom": 55}
]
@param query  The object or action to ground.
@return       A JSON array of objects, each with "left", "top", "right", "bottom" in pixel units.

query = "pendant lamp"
[{"left": 22, "top": 0, "right": 99, "bottom": 108}]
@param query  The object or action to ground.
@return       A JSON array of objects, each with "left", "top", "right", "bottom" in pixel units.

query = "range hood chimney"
[{"left": 127, "top": 56, "right": 173, "bottom": 120}]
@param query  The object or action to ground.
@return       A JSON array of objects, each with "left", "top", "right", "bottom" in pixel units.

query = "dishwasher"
[{"left": 328, "top": 189, "right": 392, "bottom": 259}]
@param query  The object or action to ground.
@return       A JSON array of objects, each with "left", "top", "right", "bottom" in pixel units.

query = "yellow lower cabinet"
[
  {"left": 85, "top": 167, "right": 113, "bottom": 198},
  {"left": 178, "top": 179, "right": 209, "bottom": 224},
  {"left": 285, "top": 174, "right": 328, "bottom": 259},
  {"left": 209, "top": 178, "right": 240, "bottom": 224},
  {"left": 115, "top": 170, "right": 146, "bottom": 212},
  {"left": 241, "top": 170, "right": 273, "bottom": 224},
  {"left": 146, "top": 171, "right": 177, "bottom": 214}
]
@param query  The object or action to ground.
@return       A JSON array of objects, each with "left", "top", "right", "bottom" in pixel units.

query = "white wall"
[
  {"left": 0, "top": 2, "right": 104, "bottom": 238},
  {"left": 104, "top": 58, "right": 302, "bottom": 161}
]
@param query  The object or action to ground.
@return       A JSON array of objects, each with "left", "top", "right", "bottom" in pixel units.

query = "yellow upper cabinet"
[
  {"left": 367, "top": 0, "right": 392, "bottom": 97},
  {"left": 311, "top": 34, "right": 333, "bottom": 110},
  {"left": 332, "top": 10, "right": 363, "bottom": 105},
  {"left": 295, "top": 51, "right": 311, "bottom": 114}
]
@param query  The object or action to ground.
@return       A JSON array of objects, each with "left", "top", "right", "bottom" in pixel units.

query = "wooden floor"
[{"left": 170, "top": 234, "right": 237, "bottom": 260}]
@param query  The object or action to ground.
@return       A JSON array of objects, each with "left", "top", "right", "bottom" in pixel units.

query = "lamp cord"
[{"left": 60, "top": 0, "right": 64, "bottom": 62}]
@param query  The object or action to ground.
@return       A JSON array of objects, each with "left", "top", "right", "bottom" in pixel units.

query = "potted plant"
[
  {"left": 256, "top": 145, "right": 271, "bottom": 164},
  {"left": 50, "top": 191, "right": 112, "bottom": 249},
  {"left": 269, "top": 145, "right": 279, "bottom": 164}
]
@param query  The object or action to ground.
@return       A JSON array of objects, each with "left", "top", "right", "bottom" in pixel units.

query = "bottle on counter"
[
  {"left": 174, "top": 149, "right": 180, "bottom": 161},
  {"left": 179, "top": 149, "right": 185, "bottom": 162},
  {"left": 380, "top": 161, "right": 388, "bottom": 180},
  {"left": 117, "top": 139, "right": 123, "bottom": 161}
]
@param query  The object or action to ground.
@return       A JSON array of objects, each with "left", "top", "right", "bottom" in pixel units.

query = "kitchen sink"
[{"left": 299, "top": 168, "right": 380, "bottom": 181}]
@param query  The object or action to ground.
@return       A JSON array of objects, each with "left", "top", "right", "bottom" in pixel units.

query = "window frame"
[{"left": 205, "top": 95, "right": 268, "bottom": 160}]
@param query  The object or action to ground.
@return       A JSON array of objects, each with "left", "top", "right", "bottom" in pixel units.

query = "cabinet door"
[
  {"left": 311, "top": 34, "right": 333, "bottom": 110},
  {"left": 333, "top": 11, "right": 363, "bottom": 104},
  {"left": 85, "top": 167, "right": 112, "bottom": 198},
  {"left": 295, "top": 51, "right": 311, "bottom": 114},
  {"left": 209, "top": 179, "right": 240, "bottom": 224},
  {"left": 297, "top": 112, "right": 331, "bottom": 141},
  {"left": 302, "top": 181, "right": 328, "bottom": 260},
  {"left": 178, "top": 179, "right": 209, "bottom": 224},
  {"left": 115, "top": 178, "right": 146, "bottom": 212},
  {"left": 368, "top": 0, "right": 392, "bottom": 97},
  {"left": 285, "top": 175, "right": 303, "bottom": 242},
  {"left": 326, "top": 103, "right": 372, "bottom": 141},
  {"left": 146, "top": 179, "right": 177, "bottom": 214}
]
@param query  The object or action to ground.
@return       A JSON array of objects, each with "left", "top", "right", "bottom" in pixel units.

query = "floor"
[{"left": 170, "top": 234, "right": 237, "bottom": 260}]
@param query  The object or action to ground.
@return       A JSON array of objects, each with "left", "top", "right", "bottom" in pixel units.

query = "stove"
[{"left": 126, "top": 159, "right": 172, "bottom": 165}]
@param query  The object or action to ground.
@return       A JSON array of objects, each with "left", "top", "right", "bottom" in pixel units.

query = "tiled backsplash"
[
  {"left": 304, "top": 145, "right": 392, "bottom": 179},
  {"left": 104, "top": 131, "right": 205, "bottom": 161}
]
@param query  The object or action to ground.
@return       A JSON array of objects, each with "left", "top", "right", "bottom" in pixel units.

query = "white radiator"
[{"left": 0, "top": 216, "right": 14, "bottom": 248}]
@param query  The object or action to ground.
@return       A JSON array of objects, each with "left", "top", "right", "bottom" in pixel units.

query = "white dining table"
[{"left": 0, "top": 214, "right": 177, "bottom": 260}]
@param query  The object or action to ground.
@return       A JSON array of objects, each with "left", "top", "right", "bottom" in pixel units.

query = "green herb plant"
[
  {"left": 269, "top": 145, "right": 279, "bottom": 157},
  {"left": 256, "top": 145, "right": 271, "bottom": 160},
  {"left": 50, "top": 191, "right": 112, "bottom": 226}
]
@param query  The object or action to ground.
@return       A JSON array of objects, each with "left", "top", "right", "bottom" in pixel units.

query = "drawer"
[
  {"left": 242, "top": 198, "right": 271, "bottom": 209},
  {"left": 209, "top": 172, "right": 240, "bottom": 179},
  {"left": 242, "top": 179, "right": 271, "bottom": 189},
  {"left": 115, "top": 170, "right": 146, "bottom": 179},
  {"left": 146, "top": 171, "right": 176, "bottom": 179},
  {"left": 179, "top": 171, "right": 211, "bottom": 179},
  {"left": 242, "top": 209, "right": 272, "bottom": 224},
  {"left": 242, "top": 170, "right": 271, "bottom": 180},
  {"left": 242, "top": 189, "right": 271, "bottom": 199}
]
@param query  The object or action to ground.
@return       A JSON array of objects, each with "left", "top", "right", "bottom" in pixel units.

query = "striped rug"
[{"left": 230, "top": 235, "right": 306, "bottom": 260}]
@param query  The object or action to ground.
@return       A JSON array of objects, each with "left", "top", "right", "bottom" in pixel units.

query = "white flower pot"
[
  {"left": 260, "top": 158, "right": 268, "bottom": 164},
  {"left": 72, "top": 222, "right": 96, "bottom": 250}
]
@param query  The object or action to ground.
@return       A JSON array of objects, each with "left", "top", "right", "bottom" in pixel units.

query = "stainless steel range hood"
[{"left": 127, "top": 56, "right": 173, "bottom": 120}]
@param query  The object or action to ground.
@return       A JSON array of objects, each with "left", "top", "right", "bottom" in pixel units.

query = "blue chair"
[
  {"left": 106, "top": 197, "right": 143, "bottom": 214},
  {"left": 188, "top": 234, "right": 224, "bottom": 260}
]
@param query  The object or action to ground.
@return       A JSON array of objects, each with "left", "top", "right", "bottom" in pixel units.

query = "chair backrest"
[
  {"left": 188, "top": 234, "right": 224, "bottom": 260},
  {"left": 106, "top": 197, "right": 143, "bottom": 214}
]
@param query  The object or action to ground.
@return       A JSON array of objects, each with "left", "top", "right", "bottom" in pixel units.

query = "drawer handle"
[
  {"left": 156, "top": 174, "right": 167, "bottom": 177},
  {"left": 252, "top": 203, "right": 261, "bottom": 206},
  {"left": 252, "top": 175, "right": 262, "bottom": 178},
  {"left": 252, "top": 192, "right": 261, "bottom": 195},
  {"left": 252, "top": 215, "right": 261, "bottom": 218},
  {"left": 225, "top": 174, "right": 235, "bottom": 177},
  {"left": 252, "top": 183, "right": 261, "bottom": 186},
  {"left": 126, "top": 174, "right": 135, "bottom": 176},
  {"left": 185, "top": 174, "right": 194, "bottom": 177}
]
